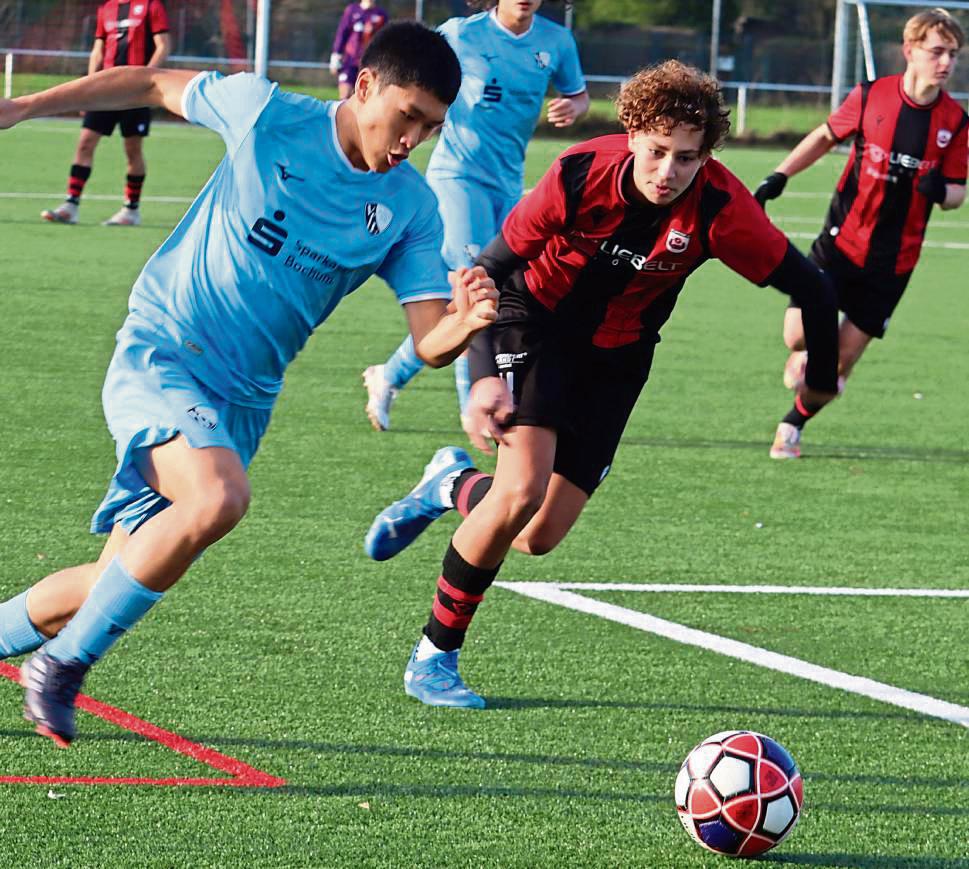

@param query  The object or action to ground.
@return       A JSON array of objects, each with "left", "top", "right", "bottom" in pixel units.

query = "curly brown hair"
[{"left": 616, "top": 61, "right": 731, "bottom": 154}]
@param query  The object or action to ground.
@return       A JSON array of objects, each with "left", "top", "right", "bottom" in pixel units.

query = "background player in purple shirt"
[{"left": 330, "top": 1, "right": 390, "bottom": 100}]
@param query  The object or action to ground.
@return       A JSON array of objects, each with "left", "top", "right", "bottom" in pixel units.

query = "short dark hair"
[{"left": 360, "top": 21, "right": 462, "bottom": 106}]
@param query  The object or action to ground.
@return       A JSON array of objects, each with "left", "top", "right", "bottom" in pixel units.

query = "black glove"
[
  {"left": 753, "top": 172, "right": 788, "bottom": 207},
  {"left": 917, "top": 168, "right": 948, "bottom": 205}
]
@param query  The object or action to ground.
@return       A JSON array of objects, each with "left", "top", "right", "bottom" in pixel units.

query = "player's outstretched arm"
[
  {"left": 0, "top": 67, "right": 200, "bottom": 130},
  {"left": 405, "top": 267, "right": 498, "bottom": 368},
  {"left": 754, "top": 124, "right": 838, "bottom": 206}
]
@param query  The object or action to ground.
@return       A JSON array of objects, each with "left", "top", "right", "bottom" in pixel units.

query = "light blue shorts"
[
  {"left": 91, "top": 319, "right": 273, "bottom": 535},
  {"left": 426, "top": 174, "right": 520, "bottom": 271}
]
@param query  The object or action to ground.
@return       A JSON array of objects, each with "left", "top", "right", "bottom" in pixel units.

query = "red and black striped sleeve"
[
  {"left": 827, "top": 83, "right": 864, "bottom": 143},
  {"left": 942, "top": 112, "right": 969, "bottom": 185},
  {"left": 501, "top": 155, "right": 570, "bottom": 261},
  {"left": 95, "top": 3, "right": 107, "bottom": 40},
  {"left": 149, "top": 0, "right": 170, "bottom": 35}
]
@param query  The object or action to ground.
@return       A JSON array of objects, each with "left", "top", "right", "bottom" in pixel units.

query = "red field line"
[{"left": 0, "top": 662, "right": 286, "bottom": 788}]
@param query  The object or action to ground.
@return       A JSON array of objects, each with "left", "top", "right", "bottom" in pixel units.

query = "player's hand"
[
  {"left": 917, "top": 168, "right": 947, "bottom": 205},
  {"left": 547, "top": 97, "right": 578, "bottom": 128},
  {"left": 753, "top": 172, "right": 787, "bottom": 208},
  {"left": 329, "top": 52, "right": 342, "bottom": 75},
  {"left": 0, "top": 98, "right": 27, "bottom": 130},
  {"left": 450, "top": 266, "right": 498, "bottom": 332},
  {"left": 464, "top": 376, "right": 514, "bottom": 454}
]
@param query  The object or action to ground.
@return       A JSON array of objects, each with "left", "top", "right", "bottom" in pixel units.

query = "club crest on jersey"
[
  {"left": 937, "top": 129, "right": 953, "bottom": 148},
  {"left": 133, "top": 4, "right": 144, "bottom": 13},
  {"left": 365, "top": 202, "right": 393, "bottom": 236},
  {"left": 666, "top": 228, "right": 691, "bottom": 254},
  {"left": 534, "top": 51, "right": 551, "bottom": 70}
]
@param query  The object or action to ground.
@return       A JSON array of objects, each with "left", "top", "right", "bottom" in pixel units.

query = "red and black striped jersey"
[
  {"left": 501, "top": 135, "right": 789, "bottom": 349},
  {"left": 822, "top": 75, "right": 968, "bottom": 276},
  {"left": 95, "top": 0, "right": 169, "bottom": 69}
]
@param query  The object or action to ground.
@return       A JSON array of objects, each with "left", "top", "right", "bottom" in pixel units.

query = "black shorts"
[
  {"left": 82, "top": 107, "right": 152, "bottom": 138},
  {"left": 794, "top": 239, "right": 912, "bottom": 339},
  {"left": 491, "top": 280, "right": 655, "bottom": 496}
]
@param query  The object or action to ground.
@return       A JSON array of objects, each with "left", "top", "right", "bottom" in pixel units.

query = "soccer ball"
[{"left": 674, "top": 730, "right": 804, "bottom": 858}]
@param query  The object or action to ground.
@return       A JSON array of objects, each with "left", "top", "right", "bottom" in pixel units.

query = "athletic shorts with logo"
[
  {"left": 491, "top": 278, "right": 655, "bottom": 497},
  {"left": 83, "top": 107, "right": 152, "bottom": 138},
  {"left": 91, "top": 316, "right": 272, "bottom": 536},
  {"left": 787, "top": 238, "right": 912, "bottom": 340}
]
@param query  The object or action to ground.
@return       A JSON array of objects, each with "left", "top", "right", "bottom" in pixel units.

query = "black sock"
[
  {"left": 423, "top": 542, "right": 501, "bottom": 651},
  {"left": 783, "top": 395, "right": 820, "bottom": 430},
  {"left": 67, "top": 163, "right": 91, "bottom": 204}
]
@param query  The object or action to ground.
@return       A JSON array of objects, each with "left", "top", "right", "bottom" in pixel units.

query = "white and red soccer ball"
[{"left": 674, "top": 730, "right": 804, "bottom": 858}]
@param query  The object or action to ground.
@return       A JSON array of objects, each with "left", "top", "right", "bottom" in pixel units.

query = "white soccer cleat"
[
  {"left": 769, "top": 422, "right": 801, "bottom": 460},
  {"left": 363, "top": 364, "right": 398, "bottom": 431},
  {"left": 782, "top": 351, "right": 807, "bottom": 390},
  {"left": 40, "top": 201, "right": 79, "bottom": 224},
  {"left": 103, "top": 206, "right": 141, "bottom": 226}
]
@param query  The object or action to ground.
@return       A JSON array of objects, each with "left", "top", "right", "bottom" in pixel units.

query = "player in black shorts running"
[
  {"left": 40, "top": 0, "right": 170, "bottom": 227},
  {"left": 365, "top": 60, "right": 841, "bottom": 708}
]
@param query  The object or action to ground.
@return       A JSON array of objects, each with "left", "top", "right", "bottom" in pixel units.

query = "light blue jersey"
[
  {"left": 426, "top": 10, "right": 585, "bottom": 200},
  {"left": 131, "top": 71, "right": 450, "bottom": 410}
]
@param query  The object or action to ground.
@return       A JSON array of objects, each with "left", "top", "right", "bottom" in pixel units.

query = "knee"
[
  {"left": 186, "top": 478, "right": 251, "bottom": 543},
  {"left": 494, "top": 480, "right": 546, "bottom": 530}
]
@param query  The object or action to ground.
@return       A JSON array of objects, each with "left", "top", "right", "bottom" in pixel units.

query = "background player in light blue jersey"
[
  {"left": 0, "top": 23, "right": 498, "bottom": 748},
  {"left": 362, "top": 0, "right": 588, "bottom": 436}
]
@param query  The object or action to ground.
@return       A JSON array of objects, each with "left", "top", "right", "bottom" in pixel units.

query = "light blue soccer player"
[
  {"left": 362, "top": 0, "right": 588, "bottom": 435},
  {"left": 0, "top": 22, "right": 498, "bottom": 747}
]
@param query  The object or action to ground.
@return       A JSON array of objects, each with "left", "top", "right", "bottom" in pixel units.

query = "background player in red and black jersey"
[
  {"left": 41, "top": 0, "right": 170, "bottom": 227},
  {"left": 364, "top": 61, "right": 841, "bottom": 709},
  {"left": 755, "top": 8, "right": 967, "bottom": 459}
]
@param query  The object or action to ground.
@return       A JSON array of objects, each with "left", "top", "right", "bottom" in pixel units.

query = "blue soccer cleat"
[
  {"left": 403, "top": 643, "right": 486, "bottom": 709},
  {"left": 21, "top": 651, "right": 90, "bottom": 748},
  {"left": 364, "top": 446, "right": 473, "bottom": 561}
]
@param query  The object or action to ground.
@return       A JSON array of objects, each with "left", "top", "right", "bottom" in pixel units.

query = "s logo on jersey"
[
  {"left": 247, "top": 210, "right": 288, "bottom": 256},
  {"left": 937, "top": 129, "right": 953, "bottom": 148},
  {"left": 483, "top": 79, "right": 503, "bottom": 103},
  {"left": 666, "top": 228, "right": 691, "bottom": 254},
  {"left": 365, "top": 202, "right": 393, "bottom": 235}
]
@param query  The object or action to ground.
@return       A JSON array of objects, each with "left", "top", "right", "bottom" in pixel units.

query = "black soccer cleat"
[{"left": 21, "top": 652, "right": 89, "bottom": 748}]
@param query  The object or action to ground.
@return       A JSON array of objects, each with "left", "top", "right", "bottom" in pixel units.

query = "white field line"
[
  {"left": 495, "top": 582, "right": 969, "bottom": 729},
  {"left": 0, "top": 191, "right": 195, "bottom": 204},
  {"left": 784, "top": 230, "right": 969, "bottom": 251},
  {"left": 500, "top": 582, "right": 969, "bottom": 598},
  {"left": 774, "top": 214, "right": 969, "bottom": 230}
]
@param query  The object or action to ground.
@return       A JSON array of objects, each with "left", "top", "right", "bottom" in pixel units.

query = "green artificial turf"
[{"left": 0, "top": 117, "right": 966, "bottom": 867}]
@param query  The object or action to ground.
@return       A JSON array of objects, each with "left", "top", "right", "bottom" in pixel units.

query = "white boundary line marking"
[
  {"left": 502, "top": 582, "right": 969, "bottom": 598},
  {"left": 495, "top": 582, "right": 969, "bottom": 729}
]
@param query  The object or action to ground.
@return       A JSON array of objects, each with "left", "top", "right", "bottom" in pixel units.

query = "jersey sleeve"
[
  {"left": 181, "top": 71, "right": 277, "bottom": 155},
  {"left": 552, "top": 30, "right": 586, "bottom": 96},
  {"left": 941, "top": 113, "right": 969, "bottom": 183},
  {"left": 149, "top": 0, "right": 170, "bottom": 34},
  {"left": 708, "top": 182, "right": 789, "bottom": 285},
  {"left": 332, "top": 6, "right": 353, "bottom": 54},
  {"left": 377, "top": 190, "right": 451, "bottom": 304},
  {"left": 435, "top": 17, "right": 461, "bottom": 49},
  {"left": 95, "top": 5, "right": 106, "bottom": 40},
  {"left": 500, "top": 156, "right": 568, "bottom": 260},
  {"left": 827, "top": 84, "right": 863, "bottom": 142}
]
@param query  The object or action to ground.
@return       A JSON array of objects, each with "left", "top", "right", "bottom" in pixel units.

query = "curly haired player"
[{"left": 364, "top": 60, "right": 841, "bottom": 708}]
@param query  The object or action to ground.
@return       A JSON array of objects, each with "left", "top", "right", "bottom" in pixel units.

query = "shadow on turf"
[
  {"left": 767, "top": 855, "right": 969, "bottom": 868},
  {"left": 381, "top": 430, "right": 969, "bottom": 464}
]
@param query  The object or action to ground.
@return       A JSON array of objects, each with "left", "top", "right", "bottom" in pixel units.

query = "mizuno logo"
[{"left": 276, "top": 163, "right": 305, "bottom": 182}]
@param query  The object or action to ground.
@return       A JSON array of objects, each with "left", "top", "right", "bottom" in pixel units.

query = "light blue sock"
[
  {"left": 384, "top": 335, "right": 425, "bottom": 389},
  {"left": 45, "top": 557, "right": 163, "bottom": 666},
  {"left": 454, "top": 355, "right": 471, "bottom": 416},
  {"left": 0, "top": 591, "right": 45, "bottom": 659}
]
